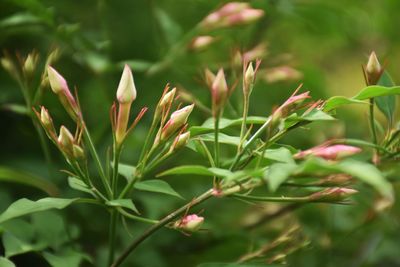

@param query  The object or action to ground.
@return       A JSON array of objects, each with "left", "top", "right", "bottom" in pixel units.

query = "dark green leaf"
[
  {"left": 117, "top": 163, "right": 136, "bottom": 183},
  {"left": 265, "top": 163, "right": 298, "bottom": 192},
  {"left": 106, "top": 199, "right": 139, "bottom": 214}
]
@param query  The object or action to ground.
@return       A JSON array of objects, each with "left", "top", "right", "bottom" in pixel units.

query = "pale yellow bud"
[
  {"left": 170, "top": 132, "right": 190, "bottom": 152},
  {"left": 161, "top": 104, "right": 194, "bottom": 140},
  {"left": 244, "top": 62, "right": 255, "bottom": 95},
  {"left": 58, "top": 126, "right": 74, "bottom": 155},
  {"left": 116, "top": 64, "right": 137, "bottom": 104},
  {"left": 47, "top": 66, "right": 69, "bottom": 94},
  {"left": 73, "top": 144, "right": 85, "bottom": 160},
  {"left": 156, "top": 88, "right": 176, "bottom": 117}
]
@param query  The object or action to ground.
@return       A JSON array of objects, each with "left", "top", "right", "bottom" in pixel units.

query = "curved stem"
[{"left": 111, "top": 189, "right": 213, "bottom": 267}]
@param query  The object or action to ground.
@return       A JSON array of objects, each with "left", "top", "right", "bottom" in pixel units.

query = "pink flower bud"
[
  {"left": 47, "top": 66, "right": 81, "bottom": 120},
  {"left": 174, "top": 214, "right": 204, "bottom": 232},
  {"left": 315, "top": 174, "right": 353, "bottom": 186},
  {"left": 204, "top": 68, "right": 216, "bottom": 88},
  {"left": 161, "top": 104, "right": 194, "bottom": 141},
  {"left": 211, "top": 68, "right": 228, "bottom": 117},
  {"left": 189, "top": 36, "right": 215, "bottom": 51},
  {"left": 273, "top": 87, "right": 310, "bottom": 119},
  {"left": 40, "top": 106, "right": 56, "bottom": 135},
  {"left": 116, "top": 64, "right": 137, "bottom": 104},
  {"left": 309, "top": 187, "right": 358, "bottom": 202},
  {"left": 226, "top": 8, "right": 264, "bottom": 26},
  {"left": 294, "top": 144, "right": 362, "bottom": 160},
  {"left": 242, "top": 43, "right": 268, "bottom": 62}
]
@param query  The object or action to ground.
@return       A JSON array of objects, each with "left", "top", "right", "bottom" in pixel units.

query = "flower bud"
[
  {"left": 273, "top": 87, "right": 310, "bottom": 119},
  {"left": 40, "top": 106, "right": 56, "bottom": 134},
  {"left": 23, "top": 52, "right": 39, "bottom": 77},
  {"left": 173, "top": 214, "right": 204, "bottom": 232},
  {"left": 309, "top": 187, "right": 358, "bottom": 202},
  {"left": 161, "top": 104, "right": 194, "bottom": 141},
  {"left": 227, "top": 8, "right": 264, "bottom": 26},
  {"left": 156, "top": 87, "right": 176, "bottom": 117},
  {"left": 1, "top": 57, "right": 18, "bottom": 80},
  {"left": 294, "top": 144, "right": 362, "bottom": 160},
  {"left": 243, "top": 62, "right": 255, "bottom": 96},
  {"left": 201, "top": 2, "right": 253, "bottom": 29},
  {"left": 315, "top": 174, "right": 353, "bottom": 186},
  {"left": 365, "top": 51, "right": 383, "bottom": 85},
  {"left": 47, "top": 66, "right": 81, "bottom": 120},
  {"left": 58, "top": 126, "right": 74, "bottom": 155},
  {"left": 211, "top": 68, "right": 228, "bottom": 117},
  {"left": 115, "top": 65, "right": 137, "bottom": 146},
  {"left": 170, "top": 132, "right": 190, "bottom": 152},
  {"left": 189, "top": 36, "right": 215, "bottom": 51},
  {"left": 73, "top": 144, "right": 85, "bottom": 160},
  {"left": 116, "top": 64, "right": 137, "bottom": 104},
  {"left": 243, "top": 43, "right": 268, "bottom": 62},
  {"left": 262, "top": 66, "right": 303, "bottom": 83}
]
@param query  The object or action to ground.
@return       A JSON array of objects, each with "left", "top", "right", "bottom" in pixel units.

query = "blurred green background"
[{"left": 1, "top": 0, "right": 400, "bottom": 266}]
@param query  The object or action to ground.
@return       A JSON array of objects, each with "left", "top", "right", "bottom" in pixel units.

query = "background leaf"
[{"left": 134, "top": 180, "right": 183, "bottom": 199}]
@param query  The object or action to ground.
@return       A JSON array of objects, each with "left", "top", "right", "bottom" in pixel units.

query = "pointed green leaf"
[
  {"left": 106, "top": 199, "right": 139, "bottom": 214},
  {"left": 375, "top": 71, "right": 396, "bottom": 124},
  {"left": 157, "top": 165, "right": 232, "bottom": 178},
  {"left": 68, "top": 177, "right": 93, "bottom": 196},
  {"left": 117, "top": 163, "right": 136, "bottom": 183},
  {"left": 265, "top": 163, "right": 298, "bottom": 192},
  {"left": 0, "top": 257, "right": 15, "bottom": 267},
  {"left": 134, "top": 180, "right": 182, "bottom": 199}
]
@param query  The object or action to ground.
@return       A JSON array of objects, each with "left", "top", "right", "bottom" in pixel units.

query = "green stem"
[
  {"left": 369, "top": 99, "right": 378, "bottom": 145},
  {"left": 111, "top": 189, "right": 213, "bottom": 267},
  {"left": 118, "top": 208, "right": 159, "bottom": 224},
  {"left": 83, "top": 127, "right": 112, "bottom": 197},
  {"left": 238, "top": 96, "right": 249, "bottom": 154},
  {"left": 214, "top": 116, "right": 220, "bottom": 167},
  {"left": 108, "top": 210, "right": 118, "bottom": 266}
]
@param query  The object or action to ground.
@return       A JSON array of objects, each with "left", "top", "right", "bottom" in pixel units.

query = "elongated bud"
[
  {"left": 315, "top": 174, "right": 353, "bottom": 186},
  {"left": 365, "top": 51, "right": 383, "bottom": 85},
  {"left": 309, "top": 187, "right": 358, "bottom": 202},
  {"left": 189, "top": 36, "right": 215, "bottom": 51},
  {"left": 170, "top": 132, "right": 190, "bottom": 152},
  {"left": 244, "top": 62, "right": 254, "bottom": 96},
  {"left": 161, "top": 104, "right": 194, "bottom": 141},
  {"left": 294, "top": 144, "right": 361, "bottom": 160},
  {"left": 58, "top": 126, "right": 74, "bottom": 155},
  {"left": 116, "top": 64, "right": 137, "bottom": 104},
  {"left": 173, "top": 214, "right": 204, "bottom": 232},
  {"left": 1, "top": 57, "right": 18, "bottom": 80},
  {"left": 227, "top": 8, "right": 264, "bottom": 26},
  {"left": 73, "top": 144, "right": 85, "bottom": 160},
  {"left": 156, "top": 87, "right": 176, "bottom": 117},
  {"left": 40, "top": 106, "right": 56, "bottom": 134},
  {"left": 115, "top": 65, "right": 137, "bottom": 146},
  {"left": 211, "top": 68, "right": 228, "bottom": 117},
  {"left": 47, "top": 66, "right": 81, "bottom": 120},
  {"left": 262, "top": 66, "right": 303, "bottom": 83}
]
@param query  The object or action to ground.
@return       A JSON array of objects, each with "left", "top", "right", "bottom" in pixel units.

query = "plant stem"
[
  {"left": 238, "top": 96, "right": 249, "bottom": 154},
  {"left": 83, "top": 127, "right": 112, "bottom": 197},
  {"left": 111, "top": 189, "right": 213, "bottom": 267},
  {"left": 369, "top": 99, "right": 378, "bottom": 145},
  {"left": 214, "top": 116, "right": 220, "bottom": 167},
  {"left": 108, "top": 210, "right": 118, "bottom": 266},
  {"left": 118, "top": 208, "right": 159, "bottom": 224}
]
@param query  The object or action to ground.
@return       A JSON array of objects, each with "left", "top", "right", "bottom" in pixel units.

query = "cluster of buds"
[
  {"left": 363, "top": 51, "right": 384, "bottom": 86},
  {"left": 201, "top": 2, "right": 264, "bottom": 30},
  {"left": 309, "top": 187, "right": 358, "bottom": 202},
  {"left": 189, "top": 36, "right": 215, "bottom": 51},
  {"left": 173, "top": 214, "right": 204, "bottom": 232},
  {"left": 294, "top": 144, "right": 362, "bottom": 160},
  {"left": 47, "top": 66, "right": 82, "bottom": 121},
  {"left": 35, "top": 106, "right": 85, "bottom": 162},
  {"left": 205, "top": 68, "right": 229, "bottom": 117}
]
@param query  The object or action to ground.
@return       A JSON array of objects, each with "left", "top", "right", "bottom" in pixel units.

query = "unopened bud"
[
  {"left": 58, "top": 126, "right": 74, "bottom": 155},
  {"left": 156, "top": 88, "right": 176, "bottom": 117},
  {"left": 161, "top": 104, "right": 194, "bottom": 140},
  {"left": 227, "top": 8, "right": 264, "bottom": 26},
  {"left": 244, "top": 62, "right": 255, "bottom": 95},
  {"left": 243, "top": 43, "right": 268, "bottom": 62},
  {"left": 309, "top": 187, "right": 358, "bottom": 202},
  {"left": 294, "top": 144, "right": 361, "bottom": 160},
  {"left": 73, "top": 144, "right": 85, "bottom": 160},
  {"left": 365, "top": 51, "right": 383, "bottom": 85},
  {"left": 189, "top": 36, "right": 215, "bottom": 51},
  {"left": 40, "top": 106, "right": 55, "bottom": 134},
  {"left": 262, "top": 66, "right": 303, "bottom": 83},
  {"left": 273, "top": 88, "right": 310, "bottom": 119},
  {"left": 315, "top": 174, "right": 353, "bottom": 186},
  {"left": 173, "top": 214, "right": 204, "bottom": 232},
  {"left": 1, "top": 57, "right": 18, "bottom": 80},
  {"left": 170, "top": 132, "right": 190, "bottom": 152},
  {"left": 23, "top": 52, "right": 39, "bottom": 76},
  {"left": 47, "top": 66, "right": 81, "bottom": 120},
  {"left": 211, "top": 68, "right": 228, "bottom": 117},
  {"left": 116, "top": 64, "right": 137, "bottom": 104}
]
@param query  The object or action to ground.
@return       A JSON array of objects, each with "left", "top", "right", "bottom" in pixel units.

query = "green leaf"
[
  {"left": 301, "top": 109, "right": 336, "bottom": 121},
  {"left": 0, "top": 166, "right": 59, "bottom": 196},
  {"left": 106, "top": 199, "right": 139, "bottom": 214},
  {"left": 43, "top": 250, "right": 91, "bottom": 267},
  {"left": 0, "top": 198, "right": 78, "bottom": 224},
  {"left": 323, "top": 96, "right": 367, "bottom": 111},
  {"left": 259, "top": 147, "right": 295, "bottom": 164},
  {"left": 375, "top": 71, "right": 396, "bottom": 124},
  {"left": 0, "top": 257, "right": 15, "bottom": 267},
  {"left": 134, "top": 180, "right": 183, "bottom": 199},
  {"left": 353, "top": 86, "right": 400, "bottom": 100},
  {"left": 68, "top": 177, "right": 93, "bottom": 196},
  {"left": 198, "top": 263, "right": 273, "bottom": 267},
  {"left": 157, "top": 165, "right": 232, "bottom": 178},
  {"left": 117, "top": 163, "right": 136, "bottom": 183},
  {"left": 1, "top": 104, "right": 29, "bottom": 115},
  {"left": 153, "top": 6, "right": 183, "bottom": 46},
  {"left": 265, "top": 163, "right": 298, "bottom": 192},
  {"left": 190, "top": 116, "right": 269, "bottom": 136},
  {"left": 2, "top": 232, "right": 44, "bottom": 258},
  {"left": 197, "top": 133, "right": 241, "bottom": 146}
]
